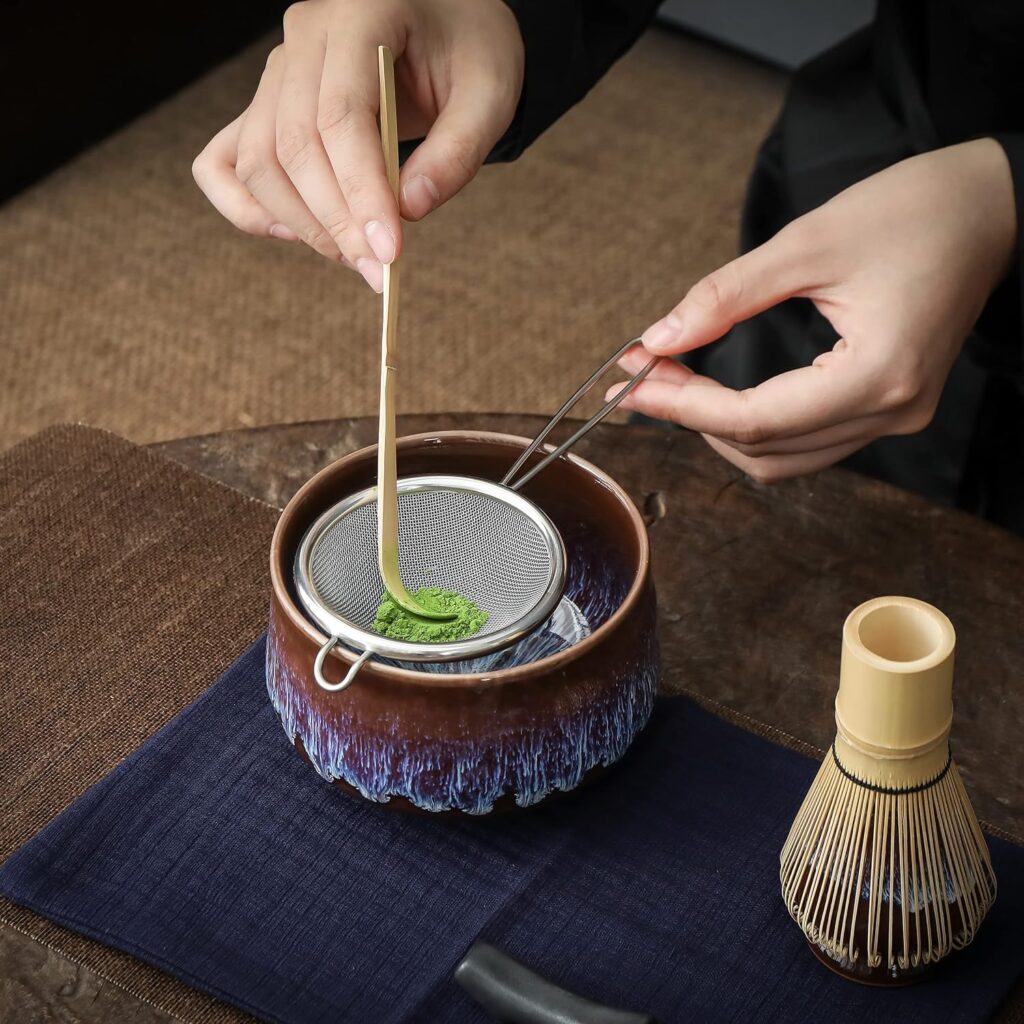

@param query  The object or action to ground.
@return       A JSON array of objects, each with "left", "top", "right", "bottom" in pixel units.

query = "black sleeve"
[
  {"left": 991, "top": 135, "right": 1024, "bottom": 357},
  {"left": 488, "top": 0, "right": 665, "bottom": 162}
]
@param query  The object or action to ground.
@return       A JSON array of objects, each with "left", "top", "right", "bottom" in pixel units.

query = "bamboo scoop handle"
[{"left": 376, "top": 45, "right": 453, "bottom": 621}]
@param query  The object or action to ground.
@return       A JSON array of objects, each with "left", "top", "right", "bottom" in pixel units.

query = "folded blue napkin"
[{"left": 1, "top": 636, "right": 1021, "bottom": 1024}]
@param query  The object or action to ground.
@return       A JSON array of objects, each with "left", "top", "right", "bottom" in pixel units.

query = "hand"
[
  {"left": 192, "top": 0, "right": 524, "bottom": 291},
  {"left": 612, "top": 139, "right": 1017, "bottom": 482}
]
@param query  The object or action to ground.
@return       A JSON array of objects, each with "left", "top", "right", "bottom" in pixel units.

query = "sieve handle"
[
  {"left": 314, "top": 637, "right": 372, "bottom": 692},
  {"left": 500, "top": 337, "right": 659, "bottom": 492}
]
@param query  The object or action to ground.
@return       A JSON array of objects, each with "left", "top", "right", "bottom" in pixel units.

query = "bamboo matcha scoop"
[{"left": 375, "top": 45, "right": 454, "bottom": 621}]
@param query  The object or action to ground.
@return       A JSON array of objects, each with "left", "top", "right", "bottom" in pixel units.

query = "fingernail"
[
  {"left": 356, "top": 258, "right": 383, "bottom": 293},
  {"left": 269, "top": 222, "right": 299, "bottom": 241},
  {"left": 604, "top": 383, "right": 627, "bottom": 403},
  {"left": 402, "top": 175, "right": 439, "bottom": 220},
  {"left": 642, "top": 312, "right": 685, "bottom": 352},
  {"left": 365, "top": 220, "right": 396, "bottom": 264}
]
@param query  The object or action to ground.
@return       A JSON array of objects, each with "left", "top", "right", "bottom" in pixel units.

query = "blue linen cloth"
[{"left": 1, "top": 635, "right": 1021, "bottom": 1024}]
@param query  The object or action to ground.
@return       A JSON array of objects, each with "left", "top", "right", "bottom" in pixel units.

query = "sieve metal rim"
[{"left": 292, "top": 473, "right": 567, "bottom": 662}]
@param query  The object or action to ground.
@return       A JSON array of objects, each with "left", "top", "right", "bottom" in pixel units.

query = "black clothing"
[{"left": 494, "top": 2, "right": 1024, "bottom": 532}]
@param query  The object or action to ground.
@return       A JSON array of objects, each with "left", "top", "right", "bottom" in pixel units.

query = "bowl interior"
[{"left": 275, "top": 432, "right": 646, "bottom": 674}]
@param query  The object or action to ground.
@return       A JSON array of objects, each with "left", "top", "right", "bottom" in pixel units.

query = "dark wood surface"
[{"left": 4, "top": 413, "right": 1022, "bottom": 1023}]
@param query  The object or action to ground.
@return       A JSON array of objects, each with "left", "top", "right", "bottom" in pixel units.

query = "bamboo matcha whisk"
[{"left": 780, "top": 596, "right": 996, "bottom": 984}]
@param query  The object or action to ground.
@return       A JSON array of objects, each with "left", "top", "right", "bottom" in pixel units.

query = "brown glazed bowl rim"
[{"left": 269, "top": 430, "right": 651, "bottom": 688}]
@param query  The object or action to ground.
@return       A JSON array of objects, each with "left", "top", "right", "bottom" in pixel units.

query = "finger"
[
  {"left": 317, "top": 28, "right": 402, "bottom": 262},
  {"left": 398, "top": 71, "right": 519, "bottom": 220},
  {"left": 641, "top": 218, "right": 825, "bottom": 356},
  {"left": 617, "top": 347, "right": 692, "bottom": 385},
  {"left": 687, "top": 336, "right": 890, "bottom": 455},
  {"left": 606, "top": 353, "right": 880, "bottom": 446},
  {"left": 702, "top": 433, "right": 867, "bottom": 484},
  {"left": 235, "top": 49, "right": 356, "bottom": 272},
  {"left": 275, "top": 15, "right": 387, "bottom": 283},
  {"left": 192, "top": 115, "right": 297, "bottom": 240},
  {"left": 711, "top": 412, "right": 888, "bottom": 457}
]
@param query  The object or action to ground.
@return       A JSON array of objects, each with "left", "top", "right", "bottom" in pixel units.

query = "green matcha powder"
[{"left": 373, "top": 586, "right": 489, "bottom": 643}]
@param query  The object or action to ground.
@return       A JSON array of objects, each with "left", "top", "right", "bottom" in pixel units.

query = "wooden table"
[{"left": 5, "top": 414, "right": 1023, "bottom": 1022}]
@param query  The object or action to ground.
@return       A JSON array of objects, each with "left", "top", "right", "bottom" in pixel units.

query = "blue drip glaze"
[{"left": 266, "top": 618, "right": 658, "bottom": 815}]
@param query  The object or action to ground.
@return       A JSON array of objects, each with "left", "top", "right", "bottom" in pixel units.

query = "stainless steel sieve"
[{"left": 296, "top": 336, "right": 658, "bottom": 691}]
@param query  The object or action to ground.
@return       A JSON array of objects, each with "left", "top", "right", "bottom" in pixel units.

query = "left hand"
[{"left": 611, "top": 139, "right": 1017, "bottom": 482}]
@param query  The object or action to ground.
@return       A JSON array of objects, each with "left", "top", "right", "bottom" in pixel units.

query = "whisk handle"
[
  {"left": 501, "top": 337, "right": 659, "bottom": 492},
  {"left": 314, "top": 637, "right": 371, "bottom": 692}
]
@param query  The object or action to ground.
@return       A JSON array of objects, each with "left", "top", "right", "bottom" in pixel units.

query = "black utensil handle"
[{"left": 454, "top": 942, "right": 657, "bottom": 1024}]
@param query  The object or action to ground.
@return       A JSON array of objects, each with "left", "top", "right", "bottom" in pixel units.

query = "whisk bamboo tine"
[{"left": 376, "top": 45, "right": 453, "bottom": 622}]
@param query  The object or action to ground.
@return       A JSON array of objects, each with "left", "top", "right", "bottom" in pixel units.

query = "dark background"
[
  {"left": 1, "top": 0, "right": 873, "bottom": 202},
  {"left": 2, "top": 0, "right": 284, "bottom": 200}
]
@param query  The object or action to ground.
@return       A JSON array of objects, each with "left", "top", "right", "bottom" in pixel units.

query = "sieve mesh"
[
  {"left": 295, "top": 476, "right": 566, "bottom": 660},
  {"left": 294, "top": 339, "right": 654, "bottom": 682}
]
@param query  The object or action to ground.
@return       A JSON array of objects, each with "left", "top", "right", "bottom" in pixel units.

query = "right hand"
[
  {"left": 611, "top": 140, "right": 1017, "bottom": 483},
  {"left": 192, "top": 0, "right": 524, "bottom": 291}
]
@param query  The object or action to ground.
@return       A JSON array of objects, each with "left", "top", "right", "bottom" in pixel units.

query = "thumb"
[
  {"left": 397, "top": 78, "right": 517, "bottom": 220},
  {"left": 642, "top": 222, "right": 816, "bottom": 355}
]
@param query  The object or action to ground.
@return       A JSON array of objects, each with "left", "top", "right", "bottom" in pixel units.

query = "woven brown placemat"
[{"left": 0, "top": 424, "right": 274, "bottom": 1023}]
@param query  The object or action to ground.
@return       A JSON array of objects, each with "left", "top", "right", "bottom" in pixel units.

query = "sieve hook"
[
  {"left": 314, "top": 636, "right": 372, "bottom": 692},
  {"left": 500, "top": 337, "right": 659, "bottom": 492}
]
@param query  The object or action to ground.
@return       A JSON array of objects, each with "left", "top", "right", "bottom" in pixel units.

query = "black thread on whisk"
[{"left": 831, "top": 742, "right": 953, "bottom": 795}]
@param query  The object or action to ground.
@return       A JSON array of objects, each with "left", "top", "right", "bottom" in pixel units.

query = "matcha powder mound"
[{"left": 373, "top": 587, "right": 489, "bottom": 643}]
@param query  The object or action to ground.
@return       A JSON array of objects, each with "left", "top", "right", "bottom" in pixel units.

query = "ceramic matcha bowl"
[{"left": 267, "top": 431, "right": 659, "bottom": 814}]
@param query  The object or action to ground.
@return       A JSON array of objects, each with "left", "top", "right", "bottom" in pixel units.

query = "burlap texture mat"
[
  {"left": 1, "top": 426, "right": 1020, "bottom": 1022},
  {"left": 0, "top": 29, "right": 783, "bottom": 451}
]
